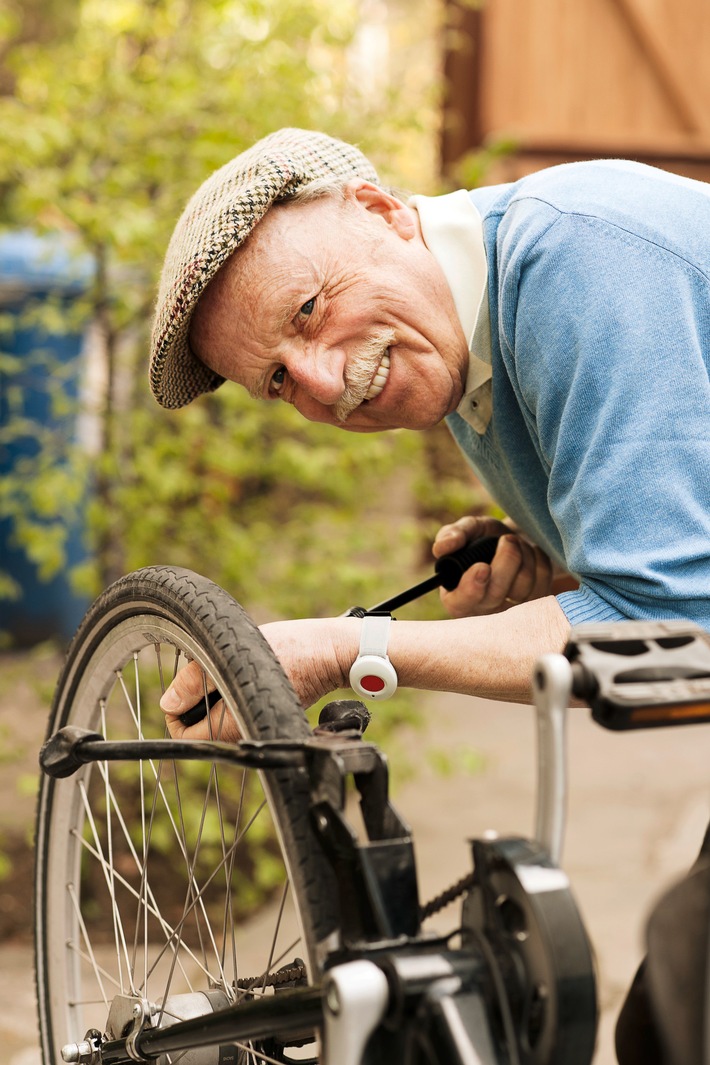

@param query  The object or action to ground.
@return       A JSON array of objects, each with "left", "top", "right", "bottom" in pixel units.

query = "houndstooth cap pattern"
[{"left": 150, "top": 128, "right": 379, "bottom": 409}]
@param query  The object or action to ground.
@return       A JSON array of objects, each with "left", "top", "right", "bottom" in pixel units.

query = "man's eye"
[
  {"left": 270, "top": 367, "right": 286, "bottom": 394},
  {"left": 299, "top": 297, "right": 315, "bottom": 317}
]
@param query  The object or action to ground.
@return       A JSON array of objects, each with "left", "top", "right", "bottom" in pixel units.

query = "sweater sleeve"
[{"left": 502, "top": 210, "right": 710, "bottom": 627}]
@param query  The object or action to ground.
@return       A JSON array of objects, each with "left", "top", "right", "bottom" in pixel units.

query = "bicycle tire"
[{"left": 35, "top": 566, "right": 338, "bottom": 1065}]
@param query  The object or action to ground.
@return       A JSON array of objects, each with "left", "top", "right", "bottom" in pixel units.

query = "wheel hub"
[{"left": 62, "top": 990, "right": 234, "bottom": 1065}]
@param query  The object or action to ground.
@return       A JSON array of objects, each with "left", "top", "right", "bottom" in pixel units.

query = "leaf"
[{"left": 0, "top": 0, "right": 475, "bottom": 645}]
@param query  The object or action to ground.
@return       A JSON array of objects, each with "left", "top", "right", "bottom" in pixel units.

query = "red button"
[{"left": 361, "top": 674, "right": 385, "bottom": 693}]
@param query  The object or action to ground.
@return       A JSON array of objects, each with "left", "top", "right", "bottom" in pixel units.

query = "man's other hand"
[{"left": 432, "top": 516, "right": 554, "bottom": 618}]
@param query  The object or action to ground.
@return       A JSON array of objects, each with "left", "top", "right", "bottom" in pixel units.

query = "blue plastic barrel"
[{"left": 0, "top": 230, "right": 95, "bottom": 647}]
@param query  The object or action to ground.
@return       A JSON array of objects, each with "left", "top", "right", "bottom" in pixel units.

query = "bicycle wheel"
[{"left": 35, "top": 566, "right": 338, "bottom": 1065}]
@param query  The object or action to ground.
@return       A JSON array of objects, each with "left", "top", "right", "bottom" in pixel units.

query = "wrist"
[
  {"left": 331, "top": 618, "right": 363, "bottom": 691},
  {"left": 348, "top": 613, "right": 398, "bottom": 701}
]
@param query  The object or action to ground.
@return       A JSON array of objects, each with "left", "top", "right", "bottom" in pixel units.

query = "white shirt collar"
[{"left": 409, "top": 189, "right": 492, "bottom": 433}]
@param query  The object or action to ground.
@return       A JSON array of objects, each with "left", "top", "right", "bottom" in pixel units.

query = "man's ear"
[{"left": 347, "top": 179, "right": 417, "bottom": 240}]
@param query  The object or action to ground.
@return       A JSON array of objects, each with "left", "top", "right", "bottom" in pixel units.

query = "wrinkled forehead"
[
  {"left": 239, "top": 191, "right": 351, "bottom": 264},
  {"left": 194, "top": 202, "right": 315, "bottom": 315},
  {"left": 188, "top": 198, "right": 339, "bottom": 376},
  {"left": 194, "top": 193, "right": 352, "bottom": 320}
]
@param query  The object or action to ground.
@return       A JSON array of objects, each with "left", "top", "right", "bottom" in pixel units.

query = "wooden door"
[{"left": 442, "top": 0, "right": 710, "bottom": 182}]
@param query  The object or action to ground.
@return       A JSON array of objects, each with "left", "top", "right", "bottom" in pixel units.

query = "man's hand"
[
  {"left": 432, "top": 516, "right": 554, "bottom": 618},
  {"left": 160, "top": 662, "right": 240, "bottom": 741},
  {"left": 159, "top": 619, "right": 359, "bottom": 733}
]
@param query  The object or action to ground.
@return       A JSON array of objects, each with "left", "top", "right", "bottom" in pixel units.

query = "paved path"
[
  {"left": 3, "top": 689, "right": 709, "bottom": 1065},
  {"left": 399, "top": 691, "right": 710, "bottom": 1065}
]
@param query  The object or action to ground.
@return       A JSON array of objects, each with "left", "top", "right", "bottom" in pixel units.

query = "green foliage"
[
  {"left": 451, "top": 136, "right": 519, "bottom": 191},
  {"left": 410, "top": 420, "right": 492, "bottom": 588},
  {"left": 0, "top": 842, "right": 10, "bottom": 881},
  {"left": 426, "top": 744, "right": 486, "bottom": 778},
  {"left": 96, "top": 387, "right": 423, "bottom": 617},
  {"left": 0, "top": 3, "right": 488, "bottom": 926},
  {"left": 0, "top": 721, "right": 21, "bottom": 764},
  {"left": 0, "top": 0, "right": 438, "bottom": 628}
]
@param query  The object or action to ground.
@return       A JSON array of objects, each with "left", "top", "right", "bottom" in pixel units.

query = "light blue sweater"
[{"left": 446, "top": 160, "right": 710, "bottom": 628}]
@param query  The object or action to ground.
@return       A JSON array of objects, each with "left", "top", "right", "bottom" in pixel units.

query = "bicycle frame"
[
  {"left": 44, "top": 693, "right": 596, "bottom": 1064},
  {"left": 42, "top": 618, "right": 710, "bottom": 1065}
]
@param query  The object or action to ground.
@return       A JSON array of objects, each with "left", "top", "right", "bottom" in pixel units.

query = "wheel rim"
[{"left": 38, "top": 609, "right": 319, "bottom": 1065}]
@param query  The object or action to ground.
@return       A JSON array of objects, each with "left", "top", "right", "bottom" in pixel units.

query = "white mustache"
[{"left": 334, "top": 329, "right": 396, "bottom": 422}]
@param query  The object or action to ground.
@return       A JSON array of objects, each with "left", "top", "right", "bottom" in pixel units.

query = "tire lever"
[
  {"left": 344, "top": 535, "right": 500, "bottom": 617},
  {"left": 179, "top": 535, "right": 501, "bottom": 724},
  {"left": 178, "top": 690, "right": 222, "bottom": 728}
]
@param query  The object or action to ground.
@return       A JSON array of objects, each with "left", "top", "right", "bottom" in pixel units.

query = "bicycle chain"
[
  {"left": 235, "top": 874, "right": 475, "bottom": 989},
  {"left": 236, "top": 963, "right": 308, "bottom": 989},
  {"left": 419, "top": 869, "right": 476, "bottom": 922}
]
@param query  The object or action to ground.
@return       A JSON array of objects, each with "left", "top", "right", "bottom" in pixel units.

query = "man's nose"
[{"left": 290, "top": 346, "right": 347, "bottom": 407}]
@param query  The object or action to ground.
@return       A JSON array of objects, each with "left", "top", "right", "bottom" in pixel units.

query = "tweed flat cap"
[{"left": 150, "top": 128, "right": 379, "bottom": 409}]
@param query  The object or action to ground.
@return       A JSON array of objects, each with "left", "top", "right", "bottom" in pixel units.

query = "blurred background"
[
  {"left": 2, "top": 0, "right": 710, "bottom": 1060},
  {"left": 4, "top": 0, "right": 710, "bottom": 652}
]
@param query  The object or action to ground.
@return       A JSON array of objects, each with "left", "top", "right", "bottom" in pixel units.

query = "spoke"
[
  {"left": 159, "top": 699, "right": 235, "bottom": 1003},
  {"left": 117, "top": 670, "right": 142, "bottom": 735},
  {"left": 198, "top": 670, "right": 252, "bottom": 991},
  {"left": 155, "top": 644, "right": 166, "bottom": 706},
  {"left": 116, "top": 658, "right": 155, "bottom": 983},
  {"left": 157, "top": 665, "right": 232, "bottom": 1018},
  {"left": 221, "top": 770, "right": 248, "bottom": 984},
  {"left": 165, "top": 1052, "right": 189, "bottom": 1065},
  {"left": 203, "top": 673, "right": 232, "bottom": 911},
  {"left": 165, "top": 754, "right": 205, "bottom": 995},
  {"left": 184, "top": 777, "right": 228, "bottom": 981},
  {"left": 78, "top": 779, "right": 135, "bottom": 994},
  {"left": 96, "top": 703, "right": 225, "bottom": 973},
  {"left": 70, "top": 830, "right": 206, "bottom": 984},
  {"left": 261, "top": 880, "right": 290, "bottom": 992},
  {"left": 99, "top": 700, "right": 123, "bottom": 994},
  {"left": 67, "top": 882, "right": 113, "bottom": 1005},
  {"left": 93, "top": 662, "right": 244, "bottom": 1000},
  {"left": 109, "top": 651, "right": 247, "bottom": 989},
  {"left": 233, "top": 1043, "right": 302, "bottom": 1065},
  {"left": 133, "top": 652, "right": 150, "bottom": 995},
  {"left": 91, "top": 760, "right": 196, "bottom": 991},
  {"left": 146, "top": 797, "right": 272, "bottom": 989},
  {"left": 170, "top": 752, "right": 210, "bottom": 967},
  {"left": 134, "top": 748, "right": 170, "bottom": 992},
  {"left": 64, "top": 949, "right": 122, "bottom": 1001}
]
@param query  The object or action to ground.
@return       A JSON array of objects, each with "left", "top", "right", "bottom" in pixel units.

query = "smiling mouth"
[{"left": 364, "top": 350, "right": 390, "bottom": 402}]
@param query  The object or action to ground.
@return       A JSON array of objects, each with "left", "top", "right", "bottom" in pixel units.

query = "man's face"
[{"left": 190, "top": 181, "right": 469, "bottom": 432}]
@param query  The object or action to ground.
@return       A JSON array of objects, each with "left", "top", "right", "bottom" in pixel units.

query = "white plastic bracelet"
[{"left": 349, "top": 614, "right": 398, "bottom": 701}]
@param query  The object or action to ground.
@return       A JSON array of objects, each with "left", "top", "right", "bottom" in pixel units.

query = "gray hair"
[{"left": 283, "top": 175, "right": 409, "bottom": 206}]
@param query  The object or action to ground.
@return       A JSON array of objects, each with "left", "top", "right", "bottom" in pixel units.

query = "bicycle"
[{"left": 35, "top": 560, "right": 710, "bottom": 1065}]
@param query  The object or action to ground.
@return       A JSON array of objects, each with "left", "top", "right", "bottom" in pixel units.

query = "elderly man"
[{"left": 151, "top": 127, "right": 710, "bottom": 719}]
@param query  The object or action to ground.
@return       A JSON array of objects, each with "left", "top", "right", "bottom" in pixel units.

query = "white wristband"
[{"left": 349, "top": 614, "right": 398, "bottom": 701}]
